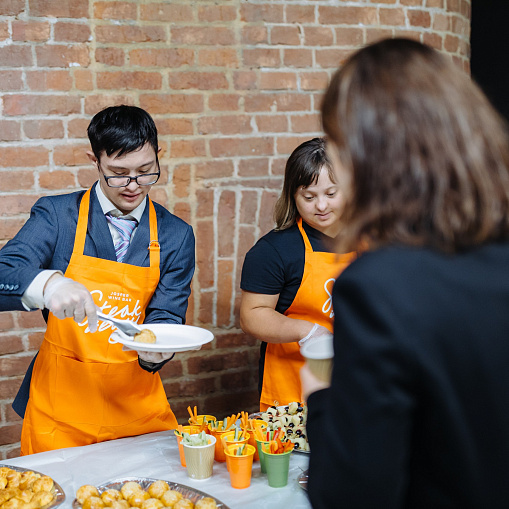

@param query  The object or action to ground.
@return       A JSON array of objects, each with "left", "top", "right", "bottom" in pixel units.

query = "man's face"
[{"left": 87, "top": 143, "right": 160, "bottom": 215}]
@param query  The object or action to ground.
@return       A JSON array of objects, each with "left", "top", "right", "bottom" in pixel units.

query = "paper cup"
[
  {"left": 175, "top": 425, "right": 201, "bottom": 467},
  {"left": 224, "top": 444, "right": 255, "bottom": 489},
  {"left": 261, "top": 445, "right": 292, "bottom": 488},
  {"left": 182, "top": 434, "right": 216, "bottom": 480},
  {"left": 255, "top": 438, "right": 271, "bottom": 473},
  {"left": 300, "top": 334, "right": 334, "bottom": 383}
]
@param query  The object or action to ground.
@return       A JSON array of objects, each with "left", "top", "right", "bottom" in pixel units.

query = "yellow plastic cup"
[
  {"left": 209, "top": 421, "right": 232, "bottom": 462},
  {"left": 188, "top": 415, "right": 217, "bottom": 432},
  {"left": 224, "top": 444, "right": 256, "bottom": 489},
  {"left": 221, "top": 430, "right": 250, "bottom": 471},
  {"left": 174, "top": 425, "right": 201, "bottom": 467}
]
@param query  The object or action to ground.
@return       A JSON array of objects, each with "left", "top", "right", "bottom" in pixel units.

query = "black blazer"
[{"left": 307, "top": 243, "right": 509, "bottom": 509}]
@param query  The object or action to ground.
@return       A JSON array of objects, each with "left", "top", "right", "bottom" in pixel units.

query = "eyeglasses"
[{"left": 98, "top": 162, "right": 160, "bottom": 188}]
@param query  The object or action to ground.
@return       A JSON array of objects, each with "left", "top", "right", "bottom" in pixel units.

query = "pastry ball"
[
  {"left": 141, "top": 497, "right": 164, "bottom": 509},
  {"left": 32, "top": 476, "right": 54, "bottom": 493},
  {"left": 195, "top": 498, "right": 217, "bottom": 509},
  {"left": 0, "top": 466, "right": 13, "bottom": 477},
  {"left": 159, "top": 489, "right": 183, "bottom": 507},
  {"left": 0, "top": 488, "right": 20, "bottom": 505},
  {"left": 127, "top": 491, "right": 150, "bottom": 508},
  {"left": 101, "top": 489, "right": 123, "bottom": 506},
  {"left": 77, "top": 485, "right": 101, "bottom": 505},
  {"left": 147, "top": 480, "right": 169, "bottom": 499},
  {"left": 31, "top": 491, "right": 55, "bottom": 508},
  {"left": 6, "top": 470, "right": 21, "bottom": 488},
  {"left": 19, "top": 471, "right": 41, "bottom": 490},
  {"left": 1, "top": 497, "right": 23, "bottom": 509},
  {"left": 174, "top": 499, "right": 194, "bottom": 509},
  {"left": 16, "top": 490, "right": 34, "bottom": 503},
  {"left": 0, "top": 477, "right": 7, "bottom": 489},
  {"left": 109, "top": 500, "right": 130, "bottom": 509},
  {"left": 120, "top": 481, "right": 143, "bottom": 500},
  {"left": 134, "top": 329, "right": 157, "bottom": 344},
  {"left": 83, "top": 496, "right": 106, "bottom": 509}
]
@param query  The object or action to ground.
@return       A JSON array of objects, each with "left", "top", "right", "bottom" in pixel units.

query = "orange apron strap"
[
  {"left": 147, "top": 198, "right": 160, "bottom": 268},
  {"left": 73, "top": 188, "right": 92, "bottom": 256},
  {"left": 296, "top": 217, "right": 313, "bottom": 253}
]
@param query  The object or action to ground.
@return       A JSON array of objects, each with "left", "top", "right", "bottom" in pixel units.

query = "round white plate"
[{"left": 109, "top": 324, "right": 214, "bottom": 352}]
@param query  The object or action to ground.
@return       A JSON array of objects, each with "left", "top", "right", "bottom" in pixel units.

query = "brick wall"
[{"left": 0, "top": 0, "right": 471, "bottom": 458}]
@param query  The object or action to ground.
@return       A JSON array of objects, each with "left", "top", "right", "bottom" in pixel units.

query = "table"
[{"left": 4, "top": 431, "right": 312, "bottom": 509}]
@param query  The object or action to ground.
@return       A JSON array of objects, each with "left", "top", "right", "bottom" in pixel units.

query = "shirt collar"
[{"left": 94, "top": 181, "right": 147, "bottom": 222}]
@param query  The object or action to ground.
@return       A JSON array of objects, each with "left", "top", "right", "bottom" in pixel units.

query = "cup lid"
[{"left": 300, "top": 335, "right": 334, "bottom": 360}]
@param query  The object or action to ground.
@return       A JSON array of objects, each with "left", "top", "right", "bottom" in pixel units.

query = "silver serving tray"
[
  {"left": 0, "top": 463, "right": 66, "bottom": 509},
  {"left": 72, "top": 477, "right": 230, "bottom": 509}
]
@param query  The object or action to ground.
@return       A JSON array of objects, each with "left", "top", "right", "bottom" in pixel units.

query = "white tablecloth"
[{"left": 4, "top": 431, "right": 312, "bottom": 509}]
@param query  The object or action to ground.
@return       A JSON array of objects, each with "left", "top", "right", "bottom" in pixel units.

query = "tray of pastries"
[
  {"left": 73, "top": 478, "right": 229, "bottom": 509},
  {"left": 0, "top": 464, "right": 65, "bottom": 509}
]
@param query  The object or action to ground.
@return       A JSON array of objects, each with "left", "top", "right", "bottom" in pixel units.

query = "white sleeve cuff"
[{"left": 21, "top": 270, "right": 63, "bottom": 311}]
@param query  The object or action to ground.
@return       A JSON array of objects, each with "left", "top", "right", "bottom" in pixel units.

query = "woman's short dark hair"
[
  {"left": 274, "top": 137, "right": 334, "bottom": 230},
  {"left": 322, "top": 38, "right": 509, "bottom": 253},
  {"left": 87, "top": 105, "right": 159, "bottom": 161}
]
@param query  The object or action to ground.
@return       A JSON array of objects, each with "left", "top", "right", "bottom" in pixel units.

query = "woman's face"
[{"left": 294, "top": 166, "right": 343, "bottom": 237}]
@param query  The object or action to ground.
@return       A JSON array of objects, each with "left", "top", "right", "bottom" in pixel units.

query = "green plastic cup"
[
  {"left": 262, "top": 448, "right": 292, "bottom": 488},
  {"left": 255, "top": 438, "right": 271, "bottom": 474}
]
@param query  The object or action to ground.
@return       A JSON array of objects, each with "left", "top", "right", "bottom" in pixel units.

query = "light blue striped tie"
[{"left": 106, "top": 214, "right": 138, "bottom": 262}]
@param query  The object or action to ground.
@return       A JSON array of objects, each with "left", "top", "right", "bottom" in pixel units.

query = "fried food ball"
[
  {"left": 0, "top": 488, "right": 20, "bottom": 505},
  {"left": 147, "top": 481, "right": 169, "bottom": 499},
  {"left": 19, "top": 471, "right": 41, "bottom": 490},
  {"left": 76, "top": 485, "right": 101, "bottom": 505},
  {"left": 109, "top": 500, "right": 129, "bottom": 509},
  {"left": 120, "top": 482, "right": 143, "bottom": 500},
  {"left": 0, "top": 467, "right": 13, "bottom": 477},
  {"left": 0, "top": 476, "right": 7, "bottom": 489},
  {"left": 82, "top": 496, "right": 106, "bottom": 509},
  {"left": 6, "top": 470, "right": 21, "bottom": 488},
  {"left": 141, "top": 498, "right": 164, "bottom": 509},
  {"left": 101, "top": 489, "right": 123, "bottom": 506},
  {"left": 1, "top": 497, "right": 23, "bottom": 509},
  {"left": 159, "top": 489, "right": 183, "bottom": 507},
  {"left": 31, "top": 476, "right": 54, "bottom": 493},
  {"left": 134, "top": 329, "right": 157, "bottom": 344},
  {"left": 174, "top": 499, "right": 194, "bottom": 509},
  {"left": 31, "top": 490, "right": 55, "bottom": 508},
  {"left": 16, "top": 490, "right": 34, "bottom": 503},
  {"left": 127, "top": 491, "right": 150, "bottom": 508},
  {"left": 195, "top": 498, "right": 217, "bottom": 509}
]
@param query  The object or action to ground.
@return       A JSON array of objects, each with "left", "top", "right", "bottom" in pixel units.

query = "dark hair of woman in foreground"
[{"left": 321, "top": 37, "right": 509, "bottom": 254}]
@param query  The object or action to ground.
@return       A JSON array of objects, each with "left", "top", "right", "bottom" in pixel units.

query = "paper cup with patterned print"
[
  {"left": 300, "top": 334, "right": 334, "bottom": 383},
  {"left": 182, "top": 434, "right": 216, "bottom": 480}
]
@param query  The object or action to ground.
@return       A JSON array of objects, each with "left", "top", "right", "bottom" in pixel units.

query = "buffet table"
[{"left": 5, "top": 430, "right": 312, "bottom": 509}]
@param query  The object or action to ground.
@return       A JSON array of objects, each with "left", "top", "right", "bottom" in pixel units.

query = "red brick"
[
  {"left": 208, "top": 94, "right": 240, "bottom": 111},
  {"left": 243, "top": 48, "right": 280, "bottom": 68},
  {"left": 275, "top": 94, "right": 311, "bottom": 112},
  {"left": 164, "top": 377, "right": 218, "bottom": 399},
  {"left": 255, "top": 115, "right": 288, "bottom": 133},
  {"left": 35, "top": 44, "right": 90, "bottom": 67},
  {"left": 29, "top": 0, "right": 89, "bottom": 18},
  {"left": 0, "top": 120, "right": 21, "bottom": 142},
  {"left": 336, "top": 27, "right": 364, "bottom": 47},
  {"left": 219, "top": 370, "right": 254, "bottom": 391},
  {"left": 78, "top": 168, "right": 98, "bottom": 188},
  {"left": 259, "top": 191, "right": 279, "bottom": 234},
  {"left": 39, "top": 170, "right": 76, "bottom": 189},
  {"left": 216, "top": 260, "right": 233, "bottom": 327},
  {"left": 171, "top": 26, "right": 235, "bottom": 46},
  {"left": 96, "top": 25, "right": 166, "bottom": 44},
  {"left": 196, "top": 160, "right": 234, "bottom": 180},
  {"left": 427, "top": 0, "right": 444, "bottom": 6},
  {"left": 172, "top": 164, "right": 190, "bottom": 199},
  {"left": 433, "top": 13, "right": 451, "bottom": 31},
  {"left": 0, "top": 217, "right": 25, "bottom": 240},
  {"left": 95, "top": 48, "right": 125, "bottom": 66},
  {"left": 301, "top": 72, "right": 329, "bottom": 91},
  {"left": 271, "top": 157, "right": 287, "bottom": 176},
  {"left": 422, "top": 32, "right": 443, "bottom": 50},
  {"left": 0, "top": 21, "right": 7, "bottom": 41},
  {"left": 196, "top": 220, "right": 214, "bottom": 288},
  {"left": 54, "top": 22, "right": 91, "bottom": 42},
  {"left": 84, "top": 96, "right": 134, "bottom": 116},
  {"left": 286, "top": 5, "right": 315, "bottom": 23},
  {"left": 214, "top": 331, "right": 257, "bottom": 349},
  {"left": 380, "top": 8, "right": 406, "bottom": 26},
  {"left": 277, "top": 136, "right": 316, "bottom": 156},
  {"left": 444, "top": 34, "right": 460, "bottom": 52},
  {"left": 93, "top": 1, "right": 137, "bottom": 20},
  {"left": 197, "top": 49, "right": 238, "bottom": 68},
  {"left": 187, "top": 351, "right": 251, "bottom": 375},
  {"left": 0, "top": 46, "right": 32, "bottom": 67},
  {"left": 0, "top": 336, "right": 23, "bottom": 355},
  {"left": 238, "top": 190, "right": 259, "bottom": 220},
  {"left": 5, "top": 404, "right": 23, "bottom": 423},
  {"left": 0, "top": 377, "right": 22, "bottom": 399},
  {"left": 27, "top": 331, "right": 45, "bottom": 349},
  {"left": 168, "top": 72, "right": 228, "bottom": 90},
  {"left": 218, "top": 191, "right": 235, "bottom": 257},
  {"left": 24, "top": 120, "right": 64, "bottom": 140},
  {"left": 316, "top": 48, "right": 355, "bottom": 68},
  {"left": 304, "top": 26, "right": 334, "bottom": 46},
  {"left": 452, "top": 15, "right": 469, "bottom": 37},
  {"left": 240, "top": 4, "right": 284, "bottom": 22},
  {"left": 0, "top": 147, "right": 48, "bottom": 168},
  {"left": 244, "top": 94, "right": 277, "bottom": 112},
  {"left": 0, "top": 423, "right": 23, "bottom": 446},
  {"left": 156, "top": 118, "right": 193, "bottom": 136},
  {"left": 129, "top": 48, "right": 194, "bottom": 67},
  {"left": 366, "top": 28, "right": 394, "bottom": 45},
  {"left": 0, "top": 355, "right": 33, "bottom": 377},
  {"left": 291, "top": 113, "right": 321, "bottom": 133},
  {"left": 210, "top": 137, "right": 273, "bottom": 158},
  {"left": 140, "top": 4, "right": 194, "bottom": 22},
  {"left": 401, "top": 0, "right": 423, "bottom": 5},
  {"left": 75, "top": 69, "right": 94, "bottom": 91},
  {"left": 97, "top": 72, "right": 162, "bottom": 90},
  {"left": 233, "top": 71, "right": 258, "bottom": 90},
  {"left": 408, "top": 10, "right": 432, "bottom": 28},
  {"left": 12, "top": 21, "right": 50, "bottom": 41},
  {"left": 68, "top": 118, "right": 90, "bottom": 139},
  {"left": 319, "top": 6, "right": 377, "bottom": 25},
  {"left": 283, "top": 49, "right": 313, "bottom": 68},
  {"left": 198, "top": 5, "right": 236, "bottom": 22},
  {"left": 198, "top": 115, "right": 252, "bottom": 135},
  {"left": 0, "top": 0, "right": 24, "bottom": 16},
  {"left": 241, "top": 26, "right": 268, "bottom": 45},
  {"left": 271, "top": 26, "right": 300, "bottom": 45},
  {"left": 53, "top": 143, "right": 89, "bottom": 166},
  {"left": 0, "top": 71, "right": 23, "bottom": 91},
  {"left": 140, "top": 94, "right": 203, "bottom": 114},
  {"left": 238, "top": 225, "right": 257, "bottom": 263},
  {"left": 26, "top": 71, "right": 73, "bottom": 91},
  {"left": 196, "top": 189, "right": 214, "bottom": 219},
  {"left": 170, "top": 139, "right": 207, "bottom": 159},
  {"left": 198, "top": 290, "right": 213, "bottom": 323}
]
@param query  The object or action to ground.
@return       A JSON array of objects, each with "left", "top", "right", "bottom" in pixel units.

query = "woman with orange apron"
[
  {"left": 20, "top": 189, "right": 178, "bottom": 455},
  {"left": 240, "top": 138, "right": 355, "bottom": 411}
]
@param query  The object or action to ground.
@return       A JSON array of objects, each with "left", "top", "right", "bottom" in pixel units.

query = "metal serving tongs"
[{"left": 96, "top": 308, "right": 142, "bottom": 337}]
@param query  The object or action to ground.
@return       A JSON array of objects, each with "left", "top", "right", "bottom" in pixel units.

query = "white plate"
[{"left": 108, "top": 324, "right": 214, "bottom": 352}]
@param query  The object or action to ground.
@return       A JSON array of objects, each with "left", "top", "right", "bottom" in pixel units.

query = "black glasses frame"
[{"left": 98, "top": 161, "right": 161, "bottom": 188}]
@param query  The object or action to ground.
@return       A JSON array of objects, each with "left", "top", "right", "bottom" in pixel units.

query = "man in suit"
[{"left": 0, "top": 105, "right": 195, "bottom": 454}]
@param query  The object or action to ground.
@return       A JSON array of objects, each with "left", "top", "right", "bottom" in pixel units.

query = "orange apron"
[
  {"left": 260, "top": 218, "right": 355, "bottom": 411},
  {"left": 21, "top": 188, "right": 177, "bottom": 455}
]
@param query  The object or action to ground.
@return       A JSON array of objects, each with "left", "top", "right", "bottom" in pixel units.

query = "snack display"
[
  {"left": 133, "top": 329, "right": 157, "bottom": 344},
  {"left": 0, "top": 465, "right": 65, "bottom": 509},
  {"left": 253, "top": 402, "right": 310, "bottom": 452},
  {"left": 72, "top": 479, "right": 229, "bottom": 509}
]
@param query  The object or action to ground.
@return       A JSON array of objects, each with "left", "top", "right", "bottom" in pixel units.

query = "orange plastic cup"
[
  {"left": 188, "top": 415, "right": 216, "bottom": 433},
  {"left": 175, "top": 425, "right": 200, "bottom": 467},
  {"left": 221, "top": 430, "right": 250, "bottom": 471},
  {"left": 208, "top": 421, "right": 231, "bottom": 462},
  {"left": 243, "top": 420, "right": 267, "bottom": 461},
  {"left": 224, "top": 444, "right": 256, "bottom": 489}
]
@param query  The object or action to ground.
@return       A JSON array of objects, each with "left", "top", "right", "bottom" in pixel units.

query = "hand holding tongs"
[{"left": 96, "top": 308, "right": 141, "bottom": 337}]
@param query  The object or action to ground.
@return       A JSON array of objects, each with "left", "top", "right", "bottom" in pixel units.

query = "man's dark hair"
[{"left": 87, "top": 105, "right": 158, "bottom": 161}]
